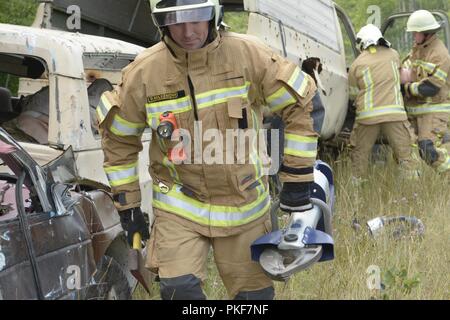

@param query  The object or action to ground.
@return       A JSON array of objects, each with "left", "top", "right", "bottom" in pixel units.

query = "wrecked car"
[{"left": 0, "top": 128, "right": 137, "bottom": 299}]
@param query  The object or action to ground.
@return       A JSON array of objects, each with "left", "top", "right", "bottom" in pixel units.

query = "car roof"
[{"left": 0, "top": 23, "right": 144, "bottom": 78}]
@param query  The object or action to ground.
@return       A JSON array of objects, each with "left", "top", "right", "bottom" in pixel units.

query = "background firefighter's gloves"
[
  {"left": 280, "top": 182, "right": 313, "bottom": 213},
  {"left": 119, "top": 207, "right": 150, "bottom": 247},
  {"left": 418, "top": 140, "right": 439, "bottom": 165}
]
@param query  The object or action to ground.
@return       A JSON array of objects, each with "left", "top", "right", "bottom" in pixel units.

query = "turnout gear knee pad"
[
  {"left": 160, "top": 274, "right": 206, "bottom": 300},
  {"left": 418, "top": 140, "right": 439, "bottom": 165},
  {"left": 234, "top": 286, "right": 275, "bottom": 300}
]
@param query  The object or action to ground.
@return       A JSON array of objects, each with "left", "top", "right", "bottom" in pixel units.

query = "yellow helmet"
[
  {"left": 406, "top": 10, "right": 441, "bottom": 33},
  {"left": 149, "top": 0, "right": 223, "bottom": 29}
]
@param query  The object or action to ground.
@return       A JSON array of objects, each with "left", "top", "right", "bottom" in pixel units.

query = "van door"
[
  {"left": 381, "top": 11, "right": 450, "bottom": 58},
  {"left": 0, "top": 131, "right": 97, "bottom": 299},
  {"left": 0, "top": 180, "right": 39, "bottom": 299}
]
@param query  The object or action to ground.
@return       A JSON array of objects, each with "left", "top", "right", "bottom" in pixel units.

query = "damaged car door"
[{"left": 0, "top": 128, "right": 127, "bottom": 300}]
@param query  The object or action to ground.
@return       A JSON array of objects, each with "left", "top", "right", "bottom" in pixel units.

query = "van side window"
[
  {"left": 335, "top": 7, "right": 358, "bottom": 69},
  {"left": 0, "top": 53, "right": 50, "bottom": 145}
]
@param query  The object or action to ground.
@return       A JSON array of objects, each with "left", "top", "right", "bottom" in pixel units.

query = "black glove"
[
  {"left": 400, "top": 83, "right": 408, "bottom": 96},
  {"left": 418, "top": 140, "right": 439, "bottom": 165},
  {"left": 119, "top": 207, "right": 150, "bottom": 247},
  {"left": 279, "top": 182, "right": 313, "bottom": 213}
]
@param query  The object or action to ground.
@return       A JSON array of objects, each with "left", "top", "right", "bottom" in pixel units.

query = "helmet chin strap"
[
  {"left": 205, "top": 20, "right": 219, "bottom": 46},
  {"left": 417, "top": 33, "right": 434, "bottom": 45}
]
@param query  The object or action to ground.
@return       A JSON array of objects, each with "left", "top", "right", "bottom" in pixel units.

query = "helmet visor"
[
  {"left": 156, "top": 0, "right": 208, "bottom": 9},
  {"left": 153, "top": 6, "right": 214, "bottom": 27}
]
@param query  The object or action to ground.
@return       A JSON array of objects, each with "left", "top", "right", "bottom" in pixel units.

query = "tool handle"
[{"left": 133, "top": 232, "right": 142, "bottom": 250}]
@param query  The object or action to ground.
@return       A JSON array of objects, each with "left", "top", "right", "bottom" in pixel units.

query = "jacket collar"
[
  {"left": 163, "top": 33, "right": 221, "bottom": 71},
  {"left": 414, "top": 34, "right": 438, "bottom": 50}
]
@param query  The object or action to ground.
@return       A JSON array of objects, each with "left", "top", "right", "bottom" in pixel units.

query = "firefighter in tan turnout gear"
[
  {"left": 97, "top": 0, "right": 325, "bottom": 300},
  {"left": 401, "top": 10, "right": 450, "bottom": 174},
  {"left": 348, "top": 24, "right": 417, "bottom": 180}
]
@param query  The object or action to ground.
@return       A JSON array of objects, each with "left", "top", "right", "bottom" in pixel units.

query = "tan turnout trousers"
[
  {"left": 146, "top": 208, "right": 273, "bottom": 299},
  {"left": 350, "top": 121, "right": 416, "bottom": 177}
]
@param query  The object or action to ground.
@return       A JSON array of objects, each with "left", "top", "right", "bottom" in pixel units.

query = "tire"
[{"left": 87, "top": 255, "right": 132, "bottom": 300}]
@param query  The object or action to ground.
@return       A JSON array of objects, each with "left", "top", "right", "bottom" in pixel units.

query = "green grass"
[
  {"left": 134, "top": 152, "right": 449, "bottom": 300},
  {"left": 0, "top": 0, "right": 39, "bottom": 95},
  {"left": 223, "top": 12, "right": 249, "bottom": 34}
]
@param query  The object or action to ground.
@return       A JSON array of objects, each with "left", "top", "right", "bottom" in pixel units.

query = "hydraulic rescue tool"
[{"left": 251, "top": 161, "right": 335, "bottom": 281}]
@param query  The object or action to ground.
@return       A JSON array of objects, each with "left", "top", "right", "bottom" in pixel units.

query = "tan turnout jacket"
[
  {"left": 98, "top": 31, "right": 323, "bottom": 234},
  {"left": 349, "top": 45, "right": 407, "bottom": 126},
  {"left": 404, "top": 35, "right": 450, "bottom": 116}
]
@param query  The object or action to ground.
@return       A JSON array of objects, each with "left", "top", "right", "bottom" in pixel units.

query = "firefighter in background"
[
  {"left": 97, "top": 0, "right": 325, "bottom": 300},
  {"left": 401, "top": 10, "right": 450, "bottom": 174},
  {"left": 348, "top": 24, "right": 417, "bottom": 181}
]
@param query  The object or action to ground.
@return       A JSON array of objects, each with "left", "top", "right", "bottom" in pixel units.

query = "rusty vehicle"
[
  {"left": 0, "top": 128, "right": 136, "bottom": 299},
  {"left": 0, "top": 32, "right": 149, "bottom": 298}
]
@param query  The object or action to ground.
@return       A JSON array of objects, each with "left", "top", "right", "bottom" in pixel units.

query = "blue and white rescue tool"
[{"left": 251, "top": 161, "right": 335, "bottom": 281}]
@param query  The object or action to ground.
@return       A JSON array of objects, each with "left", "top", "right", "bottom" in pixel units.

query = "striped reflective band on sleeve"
[
  {"left": 111, "top": 115, "right": 146, "bottom": 137},
  {"left": 413, "top": 60, "right": 436, "bottom": 73},
  {"left": 414, "top": 60, "right": 447, "bottom": 83},
  {"left": 284, "top": 133, "right": 318, "bottom": 158},
  {"left": 152, "top": 184, "right": 270, "bottom": 227},
  {"left": 356, "top": 105, "right": 406, "bottom": 121},
  {"left": 362, "top": 67, "right": 374, "bottom": 110},
  {"left": 104, "top": 161, "right": 139, "bottom": 187},
  {"left": 437, "top": 151, "right": 450, "bottom": 173},
  {"left": 196, "top": 82, "right": 250, "bottom": 110},
  {"left": 433, "top": 68, "right": 448, "bottom": 82},
  {"left": 409, "top": 82, "right": 420, "bottom": 96},
  {"left": 267, "top": 67, "right": 308, "bottom": 112},
  {"left": 406, "top": 103, "right": 450, "bottom": 115},
  {"left": 96, "top": 94, "right": 113, "bottom": 123}
]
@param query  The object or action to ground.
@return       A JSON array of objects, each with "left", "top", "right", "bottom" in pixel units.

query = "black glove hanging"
[
  {"left": 119, "top": 207, "right": 150, "bottom": 247},
  {"left": 279, "top": 182, "right": 313, "bottom": 213}
]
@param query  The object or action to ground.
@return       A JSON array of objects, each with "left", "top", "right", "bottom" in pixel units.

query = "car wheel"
[{"left": 88, "top": 255, "right": 132, "bottom": 300}]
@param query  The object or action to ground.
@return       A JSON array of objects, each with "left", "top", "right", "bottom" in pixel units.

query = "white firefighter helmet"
[
  {"left": 356, "top": 24, "right": 389, "bottom": 50},
  {"left": 149, "top": 0, "right": 222, "bottom": 29},
  {"left": 406, "top": 10, "right": 441, "bottom": 33}
]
